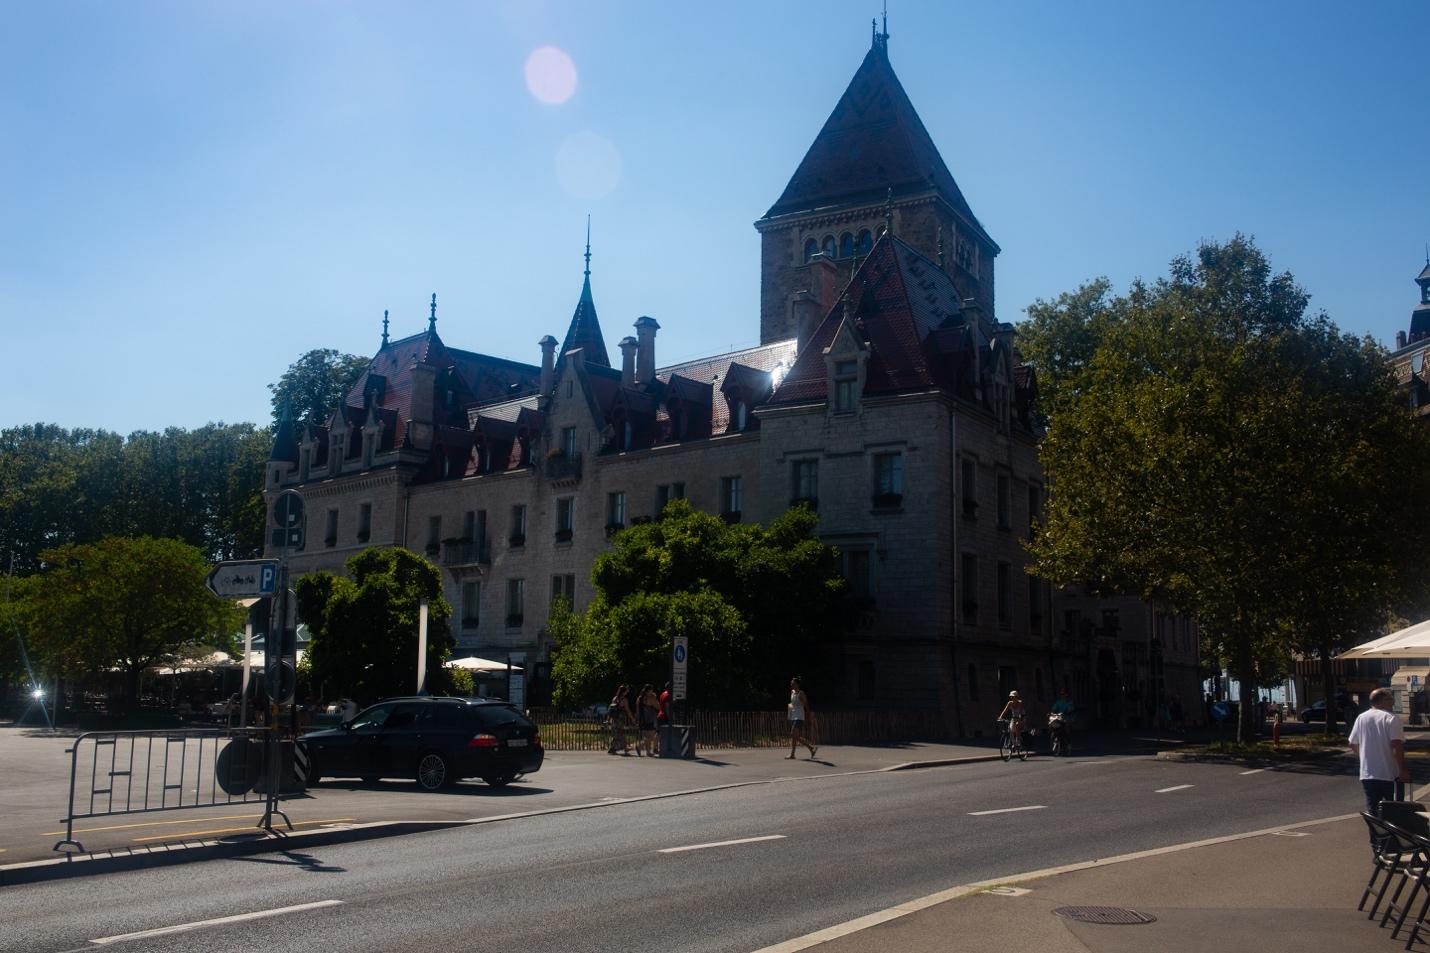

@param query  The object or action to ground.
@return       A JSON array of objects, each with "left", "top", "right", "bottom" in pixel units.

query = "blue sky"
[{"left": 3, "top": 1, "right": 1427, "bottom": 434}]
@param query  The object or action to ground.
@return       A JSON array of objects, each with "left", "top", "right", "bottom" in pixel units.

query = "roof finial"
[
  {"left": 584, "top": 214, "right": 592, "bottom": 278},
  {"left": 873, "top": 3, "right": 889, "bottom": 53},
  {"left": 428, "top": 293, "right": 437, "bottom": 333},
  {"left": 883, "top": 188, "right": 894, "bottom": 237},
  {"left": 381, "top": 309, "right": 390, "bottom": 346},
  {"left": 937, "top": 224, "right": 945, "bottom": 269}
]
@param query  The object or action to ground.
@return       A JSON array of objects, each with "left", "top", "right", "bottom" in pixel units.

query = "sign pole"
[
  {"left": 417, "top": 598, "right": 429, "bottom": 694},
  {"left": 240, "top": 618, "right": 253, "bottom": 728}
]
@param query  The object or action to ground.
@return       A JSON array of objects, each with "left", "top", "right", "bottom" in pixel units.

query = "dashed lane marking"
[
  {"left": 968, "top": 805, "right": 1048, "bottom": 816},
  {"left": 1239, "top": 769, "right": 1265, "bottom": 776},
  {"left": 659, "top": 834, "right": 786, "bottom": 854},
  {"left": 1155, "top": 784, "right": 1194, "bottom": 793},
  {"left": 89, "top": 900, "right": 343, "bottom": 945}
]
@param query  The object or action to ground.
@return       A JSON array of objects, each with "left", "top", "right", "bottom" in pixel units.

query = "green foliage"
[
  {"left": 23, "top": 537, "right": 242, "bottom": 705},
  {"left": 294, "top": 547, "right": 455, "bottom": 705},
  {"left": 445, "top": 666, "right": 475, "bottom": 696},
  {"left": 1028, "top": 235, "right": 1430, "bottom": 735},
  {"left": 269, "top": 348, "right": 369, "bottom": 427},
  {"left": 551, "top": 500, "right": 843, "bottom": 708},
  {"left": 1018, "top": 277, "right": 1118, "bottom": 420}
]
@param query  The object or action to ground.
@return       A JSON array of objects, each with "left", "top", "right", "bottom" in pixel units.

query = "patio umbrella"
[
  {"left": 1338, "top": 618, "right": 1430, "bottom": 660},
  {"left": 446, "top": 656, "right": 523, "bottom": 673}
]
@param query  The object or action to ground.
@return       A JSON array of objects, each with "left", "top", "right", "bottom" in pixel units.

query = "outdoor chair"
[
  {"left": 1397, "top": 829, "right": 1430, "bottom": 950},
  {"left": 1362, "top": 814, "right": 1421, "bottom": 922}
]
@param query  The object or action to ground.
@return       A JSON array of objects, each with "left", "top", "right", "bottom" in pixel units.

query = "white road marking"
[
  {"left": 659, "top": 834, "right": 786, "bottom": 854},
  {"left": 1155, "top": 784, "right": 1194, "bottom": 793},
  {"left": 968, "top": 805, "right": 1047, "bottom": 816},
  {"left": 1240, "top": 769, "right": 1265, "bottom": 776},
  {"left": 985, "top": 886, "right": 1031, "bottom": 896},
  {"left": 90, "top": 900, "right": 343, "bottom": 945},
  {"left": 1271, "top": 831, "right": 1310, "bottom": 837}
]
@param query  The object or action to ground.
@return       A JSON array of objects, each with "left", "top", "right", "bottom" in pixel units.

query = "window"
[
  {"left": 656, "top": 482, "right": 685, "bottom": 514},
  {"left": 998, "top": 666, "right": 1017, "bottom": 699},
  {"left": 822, "top": 235, "right": 836, "bottom": 259},
  {"left": 721, "top": 476, "right": 743, "bottom": 519},
  {"left": 839, "top": 232, "right": 855, "bottom": 258},
  {"left": 966, "top": 663, "right": 980, "bottom": 701},
  {"left": 842, "top": 549, "right": 872, "bottom": 600},
  {"left": 791, "top": 459, "right": 818, "bottom": 507},
  {"left": 460, "top": 580, "right": 480, "bottom": 630},
  {"left": 961, "top": 458, "right": 977, "bottom": 519},
  {"left": 997, "top": 562, "right": 1011, "bottom": 628},
  {"left": 1064, "top": 609, "right": 1083, "bottom": 639},
  {"left": 509, "top": 504, "right": 527, "bottom": 546},
  {"left": 606, "top": 492, "right": 626, "bottom": 533},
  {"left": 426, "top": 515, "right": 441, "bottom": 553},
  {"left": 997, "top": 474, "right": 1010, "bottom": 529},
  {"left": 961, "top": 554, "right": 978, "bottom": 620},
  {"left": 556, "top": 497, "right": 574, "bottom": 542},
  {"left": 561, "top": 426, "right": 577, "bottom": 458},
  {"left": 832, "top": 359, "right": 857, "bottom": 413},
  {"left": 873, "top": 452, "right": 902, "bottom": 505},
  {"left": 1027, "top": 485, "right": 1041, "bottom": 538},
  {"left": 803, "top": 238, "right": 818, "bottom": 263},
  {"left": 857, "top": 660, "right": 876, "bottom": 701},
  {"left": 357, "top": 503, "right": 371, "bottom": 543},
  {"left": 505, "top": 578, "right": 525, "bottom": 628},
  {"left": 325, "top": 508, "right": 338, "bottom": 548},
  {"left": 856, "top": 229, "right": 872, "bottom": 256},
  {"left": 955, "top": 234, "right": 976, "bottom": 273},
  {"left": 734, "top": 401, "right": 747, "bottom": 432},
  {"left": 1102, "top": 608, "right": 1120, "bottom": 634},
  {"left": 551, "top": 574, "right": 576, "bottom": 609}
]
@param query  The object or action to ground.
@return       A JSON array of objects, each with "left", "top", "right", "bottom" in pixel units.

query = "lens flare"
[
  {"left": 524, "top": 46, "right": 578, "bottom": 105},
  {"left": 555, "top": 131, "right": 622, "bottom": 201}
]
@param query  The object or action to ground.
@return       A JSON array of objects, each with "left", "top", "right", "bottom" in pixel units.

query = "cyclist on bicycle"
[{"left": 997, "top": 691, "right": 1026, "bottom": 741}]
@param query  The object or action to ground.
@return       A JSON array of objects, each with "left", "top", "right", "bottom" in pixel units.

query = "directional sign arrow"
[{"left": 206, "top": 559, "right": 281, "bottom": 599}]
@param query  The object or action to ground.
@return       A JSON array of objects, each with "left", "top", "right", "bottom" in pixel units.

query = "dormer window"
[
  {"left": 562, "top": 426, "right": 577, "bottom": 457},
  {"left": 734, "top": 401, "right": 747, "bottom": 432},
  {"left": 833, "top": 360, "right": 858, "bottom": 413},
  {"left": 623, "top": 420, "right": 633, "bottom": 451}
]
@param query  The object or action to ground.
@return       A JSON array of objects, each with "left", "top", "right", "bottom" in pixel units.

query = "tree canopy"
[
  {"left": 550, "top": 500, "right": 845, "bottom": 708},
  {"left": 268, "top": 348, "right": 369, "bottom": 427},
  {"left": 1026, "top": 235, "right": 1430, "bottom": 736},
  {"left": 23, "top": 536, "right": 242, "bottom": 706},
  {"left": 294, "top": 547, "right": 456, "bottom": 705}
]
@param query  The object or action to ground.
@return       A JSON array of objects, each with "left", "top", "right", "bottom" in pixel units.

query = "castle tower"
[
  {"left": 1411, "top": 255, "right": 1430, "bottom": 345},
  {"left": 755, "top": 25, "right": 998, "bottom": 345}
]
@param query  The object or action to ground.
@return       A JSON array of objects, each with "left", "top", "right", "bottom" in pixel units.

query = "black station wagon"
[{"left": 300, "top": 696, "right": 543, "bottom": 790}]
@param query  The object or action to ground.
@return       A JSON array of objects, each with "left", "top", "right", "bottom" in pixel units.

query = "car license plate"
[{"left": 507, "top": 738, "right": 527, "bottom": 747}]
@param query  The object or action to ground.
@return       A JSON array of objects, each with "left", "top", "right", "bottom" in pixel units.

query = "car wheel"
[
  {"left": 483, "top": 773, "right": 514, "bottom": 788},
  {"left": 416, "top": 752, "right": 450, "bottom": 791}
]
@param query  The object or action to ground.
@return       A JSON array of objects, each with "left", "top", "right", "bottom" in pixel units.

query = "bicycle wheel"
[{"left": 999, "top": 731, "right": 1012, "bottom": 762}]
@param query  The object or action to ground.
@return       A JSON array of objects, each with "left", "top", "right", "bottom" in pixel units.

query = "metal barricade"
[{"left": 54, "top": 728, "right": 267, "bottom": 854}]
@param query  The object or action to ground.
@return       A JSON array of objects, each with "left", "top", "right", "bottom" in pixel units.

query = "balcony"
[
  {"left": 789, "top": 496, "right": 819, "bottom": 512},
  {"left": 544, "top": 451, "right": 583, "bottom": 482},
  {"left": 555, "top": 528, "right": 573, "bottom": 544},
  {"left": 505, "top": 613, "right": 524, "bottom": 629},
  {"left": 442, "top": 538, "right": 490, "bottom": 567},
  {"left": 604, "top": 522, "right": 625, "bottom": 538},
  {"left": 871, "top": 492, "right": 902, "bottom": 509},
  {"left": 508, "top": 533, "right": 526, "bottom": 548}
]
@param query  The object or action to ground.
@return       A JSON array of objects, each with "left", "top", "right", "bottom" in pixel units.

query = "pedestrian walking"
[
  {"left": 638, "top": 684, "right": 660, "bottom": 757},
  {"left": 787, "top": 677, "right": 817, "bottom": 760},
  {"left": 1348, "top": 687, "right": 1409, "bottom": 825},
  {"left": 607, "top": 684, "right": 633, "bottom": 755}
]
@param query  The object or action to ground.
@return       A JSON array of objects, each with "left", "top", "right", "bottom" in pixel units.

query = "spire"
[
  {"left": 872, "top": 2, "right": 889, "bottom": 55},
  {"left": 584, "top": 214, "right": 592, "bottom": 278},
  {"left": 883, "top": 188, "right": 894, "bottom": 236},
  {"left": 381, "top": 309, "right": 390, "bottom": 347},
  {"left": 559, "top": 221, "right": 611, "bottom": 367},
  {"left": 428, "top": 293, "right": 437, "bottom": 333}
]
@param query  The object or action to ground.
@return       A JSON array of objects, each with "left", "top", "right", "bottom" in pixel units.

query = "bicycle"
[{"left": 999, "top": 719, "right": 1028, "bottom": 762}]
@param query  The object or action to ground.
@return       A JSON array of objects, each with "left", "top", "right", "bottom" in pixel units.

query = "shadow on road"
[
  {"left": 308, "top": 779, "right": 554, "bottom": 797},
  {"left": 235, "top": 850, "right": 346, "bottom": 873}
]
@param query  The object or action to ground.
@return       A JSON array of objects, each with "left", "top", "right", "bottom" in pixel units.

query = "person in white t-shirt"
[{"left": 1348, "top": 688, "right": 1409, "bottom": 819}]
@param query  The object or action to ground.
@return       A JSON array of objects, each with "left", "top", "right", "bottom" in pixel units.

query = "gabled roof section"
[
  {"left": 762, "top": 41, "right": 991, "bottom": 244},
  {"left": 657, "top": 340, "right": 797, "bottom": 432},
  {"left": 770, "top": 232, "right": 973, "bottom": 405},
  {"left": 560, "top": 273, "right": 610, "bottom": 368}
]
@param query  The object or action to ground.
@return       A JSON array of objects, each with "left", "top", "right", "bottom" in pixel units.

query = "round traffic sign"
[{"left": 273, "top": 491, "right": 305, "bottom": 527}]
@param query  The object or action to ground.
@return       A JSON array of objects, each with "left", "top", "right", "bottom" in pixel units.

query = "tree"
[
  {"left": 294, "top": 547, "right": 455, "bottom": 705},
  {"left": 24, "top": 537, "right": 242, "bottom": 707},
  {"left": 1028, "top": 235, "right": 1430, "bottom": 740},
  {"left": 268, "top": 349, "right": 369, "bottom": 427},
  {"left": 1017, "top": 277, "right": 1118, "bottom": 420},
  {"left": 550, "top": 500, "right": 845, "bottom": 708}
]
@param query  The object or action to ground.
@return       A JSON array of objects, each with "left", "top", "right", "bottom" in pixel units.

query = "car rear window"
[{"left": 473, "top": 705, "right": 531, "bottom": 729}]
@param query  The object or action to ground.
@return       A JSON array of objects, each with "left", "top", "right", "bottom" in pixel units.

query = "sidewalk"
[{"left": 783, "top": 814, "right": 1387, "bottom": 953}]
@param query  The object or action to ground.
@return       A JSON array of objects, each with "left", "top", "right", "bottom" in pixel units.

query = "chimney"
[
  {"left": 539, "top": 335, "right": 557, "bottom": 398},
  {"left": 961, "top": 297, "right": 984, "bottom": 327},
  {"left": 407, "top": 359, "right": 437, "bottom": 451},
  {"left": 635, "top": 316, "right": 659, "bottom": 385},
  {"left": 619, "top": 336, "right": 638, "bottom": 387},
  {"left": 1397, "top": 330, "right": 1408, "bottom": 349}
]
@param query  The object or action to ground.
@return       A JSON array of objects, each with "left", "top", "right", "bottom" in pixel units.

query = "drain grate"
[{"left": 1053, "top": 906, "right": 1157, "bottom": 925}]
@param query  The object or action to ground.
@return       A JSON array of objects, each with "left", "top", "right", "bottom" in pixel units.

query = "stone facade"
[{"left": 263, "top": 30, "right": 1199, "bottom": 729}]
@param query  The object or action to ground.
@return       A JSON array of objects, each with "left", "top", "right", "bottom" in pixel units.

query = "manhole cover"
[{"left": 1053, "top": 906, "right": 1157, "bottom": 925}]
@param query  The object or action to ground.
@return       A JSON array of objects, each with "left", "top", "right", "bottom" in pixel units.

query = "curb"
[{"left": 0, "top": 821, "right": 462, "bottom": 887}]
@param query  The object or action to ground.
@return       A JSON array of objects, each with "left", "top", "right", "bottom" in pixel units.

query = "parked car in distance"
[
  {"left": 1300, "top": 696, "right": 1351, "bottom": 722},
  {"left": 300, "top": 696, "right": 543, "bottom": 791}
]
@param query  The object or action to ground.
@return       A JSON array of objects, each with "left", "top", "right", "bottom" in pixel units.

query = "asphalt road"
[{"left": 0, "top": 753, "right": 1358, "bottom": 953}]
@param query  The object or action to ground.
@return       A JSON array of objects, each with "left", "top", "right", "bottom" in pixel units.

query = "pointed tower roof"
[
  {"left": 559, "top": 222, "right": 611, "bottom": 367},
  {"left": 762, "top": 37, "right": 993, "bottom": 247}
]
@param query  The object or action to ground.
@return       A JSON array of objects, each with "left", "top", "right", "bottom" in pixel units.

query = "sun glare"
[{"left": 524, "top": 46, "right": 578, "bottom": 105}]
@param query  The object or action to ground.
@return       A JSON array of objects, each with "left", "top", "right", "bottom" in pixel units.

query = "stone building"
[
  {"left": 1391, "top": 256, "right": 1430, "bottom": 420},
  {"left": 264, "top": 28, "right": 1200, "bottom": 729}
]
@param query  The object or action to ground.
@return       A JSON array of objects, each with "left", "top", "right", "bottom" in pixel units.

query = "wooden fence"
[{"left": 528, "top": 709, "right": 950, "bottom": 751}]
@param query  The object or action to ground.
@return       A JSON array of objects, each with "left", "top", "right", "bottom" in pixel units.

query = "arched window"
[
  {"left": 822, "top": 236, "right": 836, "bottom": 259},
  {"left": 839, "top": 232, "right": 855, "bottom": 258},
  {"left": 856, "top": 229, "right": 873, "bottom": 255},
  {"left": 803, "top": 238, "right": 818, "bottom": 263}
]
